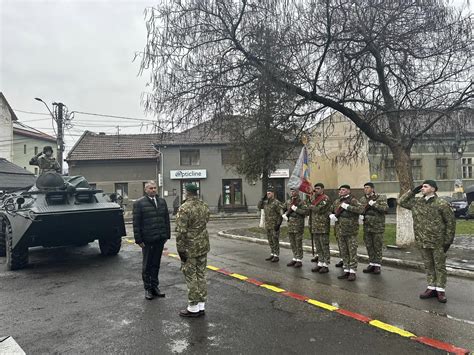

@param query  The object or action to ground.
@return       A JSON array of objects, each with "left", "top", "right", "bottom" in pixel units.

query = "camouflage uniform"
[
  {"left": 360, "top": 194, "right": 388, "bottom": 266},
  {"left": 283, "top": 196, "right": 308, "bottom": 261},
  {"left": 176, "top": 196, "right": 211, "bottom": 311},
  {"left": 29, "top": 154, "right": 61, "bottom": 174},
  {"left": 399, "top": 191, "right": 455, "bottom": 290},
  {"left": 331, "top": 195, "right": 362, "bottom": 272},
  {"left": 308, "top": 194, "right": 331, "bottom": 265},
  {"left": 257, "top": 197, "right": 284, "bottom": 257}
]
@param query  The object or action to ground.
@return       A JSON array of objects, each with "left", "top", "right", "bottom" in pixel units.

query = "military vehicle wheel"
[
  {"left": 5, "top": 221, "right": 28, "bottom": 270},
  {"left": 0, "top": 217, "right": 6, "bottom": 257},
  {"left": 99, "top": 237, "right": 121, "bottom": 256}
]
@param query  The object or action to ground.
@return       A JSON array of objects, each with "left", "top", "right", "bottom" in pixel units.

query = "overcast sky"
[{"left": 1, "top": 0, "right": 158, "bottom": 154}]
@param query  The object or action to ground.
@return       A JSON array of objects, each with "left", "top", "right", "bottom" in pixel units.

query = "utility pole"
[
  {"left": 35, "top": 98, "right": 70, "bottom": 173},
  {"left": 54, "top": 102, "right": 65, "bottom": 172}
]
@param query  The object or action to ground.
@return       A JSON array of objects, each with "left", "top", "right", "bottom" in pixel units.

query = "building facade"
[
  {"left": 66, "top": 126, "right": 296, "bottom": 213},
  {"left": 12, "top": 122, "right": 57, "bottom": 175},
  {"left": 0, "top": 92, "right": 17, "bottom": 161}
]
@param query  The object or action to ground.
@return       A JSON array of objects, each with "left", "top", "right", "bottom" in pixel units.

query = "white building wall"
[{"left": 0, "top": 96, "right": 14, "bottom": 161}]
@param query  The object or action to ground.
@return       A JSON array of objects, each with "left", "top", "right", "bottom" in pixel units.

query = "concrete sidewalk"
[{"left": 218, "top": 229, "right": 474, "bottom": 279}]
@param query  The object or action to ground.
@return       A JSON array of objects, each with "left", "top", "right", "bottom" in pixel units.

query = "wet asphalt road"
[{"left": 0, "top": 218, "right": 472, "bottom": 354}]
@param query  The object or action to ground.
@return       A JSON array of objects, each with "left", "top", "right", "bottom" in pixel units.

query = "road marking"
[
  {"left": 162, "top": 251, "right": 471, "bottom": 354},
  {"left": 369, "top": 320, "right": 415, "bottom": 338},
  {"left": 260, "top": 284, "right": 285, "bottom": 293},
  {"left": 306, "top": 299, "right": 338, "bottom": 311},
  {"left": 229, "top": 273, "right": 248, "bottom": 281}
]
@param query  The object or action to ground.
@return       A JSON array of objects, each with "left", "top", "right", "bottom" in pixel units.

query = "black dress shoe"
[
  {"left": 337, "top": 272, "right": 349, "bottom": 279},
  {"left": 265, "top": 255, "right": 274, "bottom": 261},
  {"left": 145, "top": 290, "right": 154, "bottom": 300},
  {"left": 311, "top": 256, "right": 319, "bottom": 263},
  {"left": 363, "top": 265, "right": 374, "bottom": 273},
  {"left": 271, "top": 256, "right": 279, "bottom": 262},
  {"left": 179, "top": 309, "right": 202, "bottom": 317},
  {"left": 152, "top": 288, "right": 166, "bottom": 298},
  {"left": 335, "top": 260, "right": 343, "bottom": 268}
]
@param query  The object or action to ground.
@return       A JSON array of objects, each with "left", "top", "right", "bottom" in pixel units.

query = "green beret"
[
  {"left": 422, "top": 179, "right": 438, "bottom": 191},
  {"left": 339, "top": 184, "right": 351, "bottom": 190},
  {"left": 185, "top": 184, "right": 199, "bottom": 193}
]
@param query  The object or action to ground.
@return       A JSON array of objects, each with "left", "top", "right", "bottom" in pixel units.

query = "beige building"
[{"left": 308, "top": 113, "right": 370, "bottom": 196}]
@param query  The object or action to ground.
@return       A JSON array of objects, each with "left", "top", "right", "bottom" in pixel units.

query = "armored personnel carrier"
[{"left": 0, "top": 172, "right": 126, "bottom": 270}]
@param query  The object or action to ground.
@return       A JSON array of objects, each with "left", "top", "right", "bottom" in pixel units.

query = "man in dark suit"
[{"left": 133, "top": 180, "right": 171, "bottom": 300}]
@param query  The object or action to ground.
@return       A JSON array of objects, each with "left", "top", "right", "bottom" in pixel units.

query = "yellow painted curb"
[
  {"left": 168, "top": 253, "right": 179, "bottom": 258},
  {"left": 207, "top": 265, "right": 220, "bottom": 271},
  {"left": 369, "top": 320, "right": 416, "bottom": 338},
  {"left": 260, "top": 284, "right": 286, "bottom": 293},
  {"left": 306, "top": 299, "right": 338, "bottom": 311},
  {"left": 230, "top": 273, "right": 248, "bottom": 281}
]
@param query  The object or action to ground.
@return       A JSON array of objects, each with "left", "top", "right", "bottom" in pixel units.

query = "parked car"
[{"left": 450, "top": 199, "right": 469, "bottom": 218}]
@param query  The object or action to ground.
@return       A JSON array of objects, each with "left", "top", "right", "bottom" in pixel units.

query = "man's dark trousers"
[{"left": 142, "top": 239, "right": 167, "bottom": 290}]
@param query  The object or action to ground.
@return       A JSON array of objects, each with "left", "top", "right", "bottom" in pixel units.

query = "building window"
[
  {"left": 222, "top": 179, "right": 242, "bottom": 206},
  {"left": 383, "top": 159, "right": 397, "bottom": 181},
  {"left": 115, "top": 183, "right": 128, "bottom": 199},
  {"left": 23, "top": 144, "right": 27, "bottom": 154},
  {"left": 180, "top": 180, "right": 200, "bottom": 202},
  {"left": 411, "top": 159, "right": 422, "bottom": 180},
  {"left": 436, "top": 158, "right": 448, "bottom": 180},
  {"left": 221, "top": 149, "right": 240, "bottom": 165},
  {"left": 180, "top": 149, "right": 200, "bottom": 166},
  {"left": 462, "top": 158, "right": 473, "bottom": 179},
  {"left": 34, "top": 146, "right": 38, "bottom": 155}
]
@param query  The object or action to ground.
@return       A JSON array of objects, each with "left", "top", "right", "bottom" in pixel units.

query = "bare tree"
[{"left": 139, "top": 0, "right": 473, "bottom": 244}]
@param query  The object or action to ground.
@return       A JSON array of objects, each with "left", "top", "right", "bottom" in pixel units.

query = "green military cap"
[
  {"left": 185, "top": 183, "right": 199, "bottom": 193},
  {"left": 364, "top": 182, "right": 375, "bottom": 188},
  {"left": 339, "top": 184, "right": 351, "bottom": 190},
  {"left": 422, "top": 179, "right": 438, "bottom": 191},
  {"left": 266, "top": 186, "right": 275, "bottom": 192}
]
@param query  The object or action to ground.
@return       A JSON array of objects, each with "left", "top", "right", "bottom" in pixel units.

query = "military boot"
[
  {"left": 437, "top": 291, "right": 447, "bottom": 303},
  {"left": 265, "top": 255, "right": 274, "bottom": 261},
  {"left": 419, "top": 289, "right": 437, "bottom": 299},
  {"left": 311, "top": 266, "right": 322, "bottom": 273},
  {"left": 363, "top": 265, "right": 374, "bottom": 273},
  {"left": 347, "top": 273, "right": 356, "bottom": 281},
  {"left": 337, "top": 272, "right": 350, "bottom": 279},
  {"left": 335, "top": 260, "right": 343, "bottom": 268},
  {"left": 372, "top": 266, "right": 381, "bottom": 274},
  {"left": 311, "top": 256, "right": 319, "bottom": 263},
  {"left": 287, "top": 260, "right": 297, "bottom": 267},
  {"left": 271, "top": 256, "right": 280, "bottom": 262},
  {"left": 318, "top": 266, "right": 329, "bottom": 274},
  {"left": 294, "top": 261, "right": 303, "bottom": 268}
]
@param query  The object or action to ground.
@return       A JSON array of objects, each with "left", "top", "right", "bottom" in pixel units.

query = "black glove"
[
  {"left": 443, "top": 244, "right": 450, "bottom": 253},
  {"left": 178, "top": 251, "right": 188, "bottom": 263},
  {"left": 412, "top": 185, "right": 422, "bottom": 194}
]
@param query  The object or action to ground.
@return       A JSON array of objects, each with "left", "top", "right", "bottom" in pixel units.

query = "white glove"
[
  {"left": 340, "top": 202, "right": 349, "bottom": 210},
  {"left": 359, "top": 215, "right": 364, "bottom": 221},
  {"left": 282, "top": 214, "right": 288, "bottom": 221},
  {"left": 329, "top": 214, "right": 338, "bottom": 222},
  {"left": 368, "top": 200, "right": 376, "bottom": 206},
  {"left": 291, "top": 205, "right": 297, "bottom": 211}
]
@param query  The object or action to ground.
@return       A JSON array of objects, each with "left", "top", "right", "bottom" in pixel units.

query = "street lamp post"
[{"left": 34, "top": 97, "right": 65, "bottom": 172}]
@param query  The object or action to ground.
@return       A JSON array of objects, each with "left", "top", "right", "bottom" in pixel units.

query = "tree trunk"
[{"left": 390, "top": 145, "right": 415, "bottom": 246}]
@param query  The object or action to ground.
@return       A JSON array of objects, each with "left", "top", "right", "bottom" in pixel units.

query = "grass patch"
[{"left": 248, "top": 219, "right": 474, "bottom": 246}]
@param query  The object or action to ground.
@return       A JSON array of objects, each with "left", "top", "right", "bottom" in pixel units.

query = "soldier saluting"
[
  {"left": 399, "top": 180, "right": 455, "bottom": 303},
  {"left": 29, "top": 146, "right": 61, "bottom": 175},
  {"left": 257, "top": 186, "right": 284, "bottom": 262},
  {"left": 359, "top": 182, "right": 388, "bottom": 274}
]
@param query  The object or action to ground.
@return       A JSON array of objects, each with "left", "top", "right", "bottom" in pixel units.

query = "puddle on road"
[{"left": 170, "top": 339, "right": 189, "bottom": 353}]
